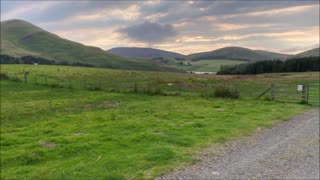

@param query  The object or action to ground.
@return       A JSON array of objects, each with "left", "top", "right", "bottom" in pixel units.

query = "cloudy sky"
[{"left": 1, "top": 0, "right": 319, "bottom": 54}]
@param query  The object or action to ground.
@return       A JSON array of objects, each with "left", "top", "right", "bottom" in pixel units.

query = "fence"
[
  {"left": 2, "top": 72, "right": 319, "bottom": 105},
  {"left": 3, "top": 72, "right": 206, "bottom": 96},
  {"left": 269, "top": 83, "right": 320, "bottom": 105}
]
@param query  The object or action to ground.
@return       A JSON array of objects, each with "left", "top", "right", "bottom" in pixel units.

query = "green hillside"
[
  {"left": 107, "top": 47, "right": 185, "bottom": 60},
  {"left": 187, "top": 46, "right": 290, "bottom": 61},
  {"left": 253, "top": 50, "right": 291, "bottom": 60},
  {"left": 0, "top": 19, "right": 175, "bottom": 71}
]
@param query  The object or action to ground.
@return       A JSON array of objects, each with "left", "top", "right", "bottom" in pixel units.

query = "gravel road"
[{"left": 160, "top": 109, "right": 320, "bottom": 180}]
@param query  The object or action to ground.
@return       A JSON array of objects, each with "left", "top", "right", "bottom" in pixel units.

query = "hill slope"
[
  {"left": 292, "top": 48, "right": 320, "bottom": 58},
  {"left": 107, "top": 47, "right": 185, "bottom": 60},
  {"left": 0, "top": 19, "right": 174, "bottom": 71},
  {"left": 187, "top": 47, "right": 290, "bottom": 61},
  {"left": 253, "top": 50, "right": 292, "bottom": 60}
]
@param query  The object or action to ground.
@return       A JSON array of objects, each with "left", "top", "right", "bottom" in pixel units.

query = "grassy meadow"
[
  {"left": 176, "top": 59, "right": 247, "bottom": 72},
  {"left": 1, "top": 64, "right": 319, "bottom": 100},
  {"left": 1, "top": 64, "right": 318, "bottom": 179}
]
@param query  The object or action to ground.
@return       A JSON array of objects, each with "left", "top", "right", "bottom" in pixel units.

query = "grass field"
[
  {"left": 176, "top": 59, "right": 247, "bottom": 72},
  {"left": 0, "top": 64, "right": 318, "bottom": 179},
  {"left": 1, "top": 64, "right": 319, "bottom": 100}
]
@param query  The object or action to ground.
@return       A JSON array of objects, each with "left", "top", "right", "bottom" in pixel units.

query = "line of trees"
[
  {"left": 0, "top": 54, "right": 95, "bottom": 67},
  {"left": 217, "top": 56, "right": 320, "bottom": 75}
]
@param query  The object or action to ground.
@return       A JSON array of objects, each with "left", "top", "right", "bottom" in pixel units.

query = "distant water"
[{"left": 186, "top": 71, "right": 216, "bottom": 75}]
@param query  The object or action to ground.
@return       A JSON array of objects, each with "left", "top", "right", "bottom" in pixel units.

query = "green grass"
[
  {"left": 176, "top": 59, "right": 247, "bottom": 72},
  {"left": 0, "top": 80, "right": 310, "bottom": 179},
  {"left": 1, "top": 64, "right": 319, "bottom": 101}
]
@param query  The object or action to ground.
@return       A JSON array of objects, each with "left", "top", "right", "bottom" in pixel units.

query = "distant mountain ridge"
[
  {"left": 0, "top": 19, "right": 175, "bottom": 71},
  {"left": 292, "top": 47, "right": 320, "bottom": 58},
  {"left": 107, "top": 47, "right": 185, "bottom": 60},
  {"left": 187, "top": 46, "right": 292, "bottom": 61}
]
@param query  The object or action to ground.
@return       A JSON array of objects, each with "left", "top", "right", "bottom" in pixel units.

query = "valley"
[{"left": 1, "top": 1, "right": 319, "bottom": 179}]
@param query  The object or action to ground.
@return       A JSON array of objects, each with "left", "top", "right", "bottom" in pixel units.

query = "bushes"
[
  {"left": 0, "top": 54, "right": 95, "bottom": 67},
  {"left": 201, "top": 85, "right": 240, "bottom": 99},
  {"left": 214, "top": 85, "right": 240, "bottom": 99},
  {"left": 0, "top": 73, "right": 9, "bottom": 80}
]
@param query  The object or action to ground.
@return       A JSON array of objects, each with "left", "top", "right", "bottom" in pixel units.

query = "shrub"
[
  {"left": 0, "top": 73, "right": 9, "bottom": 80},
  {"left": 142, "top": 86, "right": 163, "bottom": 95},
  {"left": 87, "top": 85, "right": 102, "bottom": 91},
  {"left": 200, "top": 89, "right": 215, "bottom": 98},
  {"left": 10, "top": 76, "right": 22, "bottom": 82},
  {"left": 214, "top": 85, "right": 240, "bottom": 99},
  {"left": 48, "top": 83, "right": 64, "bottom": 88}
]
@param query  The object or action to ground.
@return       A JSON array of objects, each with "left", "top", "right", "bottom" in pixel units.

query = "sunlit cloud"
[
  {"left": 145, "top": 12, "right": 168, "bottom": 21},
  {"left": 246, "top": 4, "right": 317, "bottom": 16}
]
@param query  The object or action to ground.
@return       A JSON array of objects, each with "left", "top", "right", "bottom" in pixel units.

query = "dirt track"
[{"left": 160, "top": 109, "right": 320, "bottom": 179}]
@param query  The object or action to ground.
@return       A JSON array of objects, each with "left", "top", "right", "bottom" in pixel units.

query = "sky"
[{"left": 1, "top": 0, "right": 319, "bottom": 55}]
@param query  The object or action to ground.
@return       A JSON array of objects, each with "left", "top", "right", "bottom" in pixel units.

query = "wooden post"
[
  {"left": 98, "top": 80, "right": 101, "bottom": 90},
  {"left": 24, "top": 72, "right": 28, "bottom": 82},
  {"left": 134, "top": 82, "right": 138, "bottom": 93},
  {"left": 45, "top": 76, "right": 48, "bottom": 86},
  {"left": 83, "top": 80, "right": 86, "bottom": 89},
  {"left": 271, "top": 83, "right": 275, "bottom": 100},
  {"left": 302, "top": 83, "right": 308, "bottom": 104},
  {"left": 178, "top": 83, "right": 182, "bottom": 96},
  {"left": 305, "top": 82, "right": 310, "bottom": 104}
]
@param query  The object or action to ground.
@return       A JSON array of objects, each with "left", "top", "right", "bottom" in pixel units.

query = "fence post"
[
  {"left": 302, "top": 83, "right": 308, "bottom": 104},
  {"left": 271, "top": 83, "right": 275, "bottom": 100},
  {"left": 306, "top": 82, "right": 309, "bottom": 104},
  {"left": 24, "top": 72, "right": 28, "bottom": 82},
  {"left": 83, "top": 79, "right": 86, "bottom": 89},
  {"left": 134, "top": 82, "right": 138, "bottom": 93},
  {"left": 98, "top": 80, "right": 101, "bottom": 90},
  {"left": 303, "top": 83, "right": 309, "bottom": 104},
  {"left": 45, "top": 75, "right": 48, "bottom": 86}
]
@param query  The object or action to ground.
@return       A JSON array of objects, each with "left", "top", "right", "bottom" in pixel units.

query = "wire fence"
[{"left": 2, "top": 72, "right": 319, "bottom": 105}]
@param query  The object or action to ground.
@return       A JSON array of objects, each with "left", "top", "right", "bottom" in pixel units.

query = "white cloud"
[{"left": 1, "top": 1, "right": 61, "bottom": 21}]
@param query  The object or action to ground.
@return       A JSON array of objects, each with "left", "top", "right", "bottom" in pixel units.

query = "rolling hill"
[
  {"left": 0, "top": 19, "right": 175, "bottom": 71},
  {"left": 107, "top": 47, "right": 185, "bottom": 60},
  {"left": 187, "top": 46, "right": 291, "bottom": 61},
  {"left": 292, "top": 47, "right": 320, "bottom": 58}
]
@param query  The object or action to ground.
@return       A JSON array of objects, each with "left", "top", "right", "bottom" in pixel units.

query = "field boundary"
[{"left": 269, "top": 83, "right": 319, "bottom": 105}]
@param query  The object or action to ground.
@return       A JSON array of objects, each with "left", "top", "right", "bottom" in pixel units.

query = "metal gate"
[
  {"left": 259, "top": 83, "right": 320, "bottom": 105},
  {"left": 308, "top": 83, "right": 320, "bottom": 106}
]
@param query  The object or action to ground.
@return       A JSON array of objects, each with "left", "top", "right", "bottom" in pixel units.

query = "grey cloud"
[
  {"left": 118, "top": 21, "right": 178, "bottom": 44},
  {"left": 155, "top": 1, "right": 319, "bottom": 24},
  {"left": 220, "top": 6, "right": 319, "bottom": 27},
  {"left": 1, "top": 1, "right": 137, "bottom": 23},
  {"left": 1, "top": 0, "right": 318, "bottom": 53}
]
